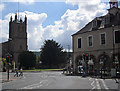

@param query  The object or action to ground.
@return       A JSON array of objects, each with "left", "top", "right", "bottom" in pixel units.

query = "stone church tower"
[
  {"left": 9, "top": 14, "right": 28, "bottom": 67},
  {"left": 1, "top": 14, "right": 28, "bottom": 67}
]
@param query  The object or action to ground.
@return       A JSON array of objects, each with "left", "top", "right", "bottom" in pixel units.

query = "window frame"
[
  {"left": 93, "top": 20, "right": 97, "bottom": 28},
  {"left": 88, "top": 35, "right": 93, "bottom": 47},
  {"left": 114, "top": 30, "right": 120, "bottom": 44},
  {"left": 77, "top": 37, "right": 82, "bottom": 48},
  {"left": 100, "top": 32, "right": 106, "bottom": 45}
]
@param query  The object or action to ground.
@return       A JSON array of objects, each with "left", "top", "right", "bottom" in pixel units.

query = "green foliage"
[
  {"left": 0, "top": 57, "right": 13, "bottom": 71},
  {"left": 40, "top": 39, "right": 67, "bottom": 68},
  {"left": 23, "top": 69, "right": 62, "bottom": 72},
  {"left": 18, "top": 51, "right": 36, "bottom": 69}
]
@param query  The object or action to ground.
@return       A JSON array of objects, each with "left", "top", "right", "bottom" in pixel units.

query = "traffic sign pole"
[
  {"left": 7, "top": 62, "right": 9, "bottom": 80},
  {"left": 6, "top": 54, "right": 10, "bottom": 81}
]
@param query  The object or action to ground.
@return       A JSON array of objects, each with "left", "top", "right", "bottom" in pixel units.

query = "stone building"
[
  {"left": 72, "top": 0, "right": 120, "bottom": 74},
  {"left": 0, "top": 14, "right": 28, "bottom": 68}
]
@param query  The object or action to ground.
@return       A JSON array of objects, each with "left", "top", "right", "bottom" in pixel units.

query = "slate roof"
[{"left": 72, "top": 7, "right": 120, "bottom": 36}]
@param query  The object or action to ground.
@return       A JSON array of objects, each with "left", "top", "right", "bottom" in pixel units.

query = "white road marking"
[
  {"left": 89, "top": 78, "right": 96, "bottom": 91},
  {"left": 89, "top": 78, "right": 92, "bottom": 81},
  {"left": 100, "top": 79, "right": 109, "bottom": 89},
  {"left": 20, "top": 80, "right": 48, "bottom": 89},
  {"left": 91, "top": 80, "right": 96, "bottom": 90},
  {"left": 96, "top": 79, "right": 101, "bottom": 89}
]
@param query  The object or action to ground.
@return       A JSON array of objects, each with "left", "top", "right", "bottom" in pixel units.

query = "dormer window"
[{"left": 93, "top": 20, "right": 97, "bottom": 28}]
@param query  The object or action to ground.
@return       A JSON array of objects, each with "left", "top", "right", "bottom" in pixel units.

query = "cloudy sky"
[{"left": 0, "top": 0, "right": 119, "bottom": 51}]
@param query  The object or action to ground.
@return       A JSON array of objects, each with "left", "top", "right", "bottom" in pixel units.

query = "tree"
[
  {"left": 18, "top": 51, "right": 36, "bottom": 69},
  {"left": 40, "top": 40, "right": 67, "bottom": 68}
]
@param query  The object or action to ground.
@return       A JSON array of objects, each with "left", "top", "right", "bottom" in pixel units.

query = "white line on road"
[
  {"left": 100, "top": 79, "right": 109, "bottom": 90},
  {"left": 96, "top": 79, "right": 101, "bottom": 89},
  {"left": 91, "top": 80, "right": 96, "bottom": 90},
  {"left": 20, "top": 80, "right": 48, "bottom": 89},
  {"left": 89, "top": 78, "right": 93, "bottom": 81},
  {"left": 89, "top": 78, "right": 96, "bottom": 91}
]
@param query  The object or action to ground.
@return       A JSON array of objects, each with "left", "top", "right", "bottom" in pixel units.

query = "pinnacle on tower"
[
  {"left": 20, "top": 18, "right": 22, "bottom": 22},
  {"left": 15, "top": 13, "right": 17, "bottom": 21},
  {"left": 25, "top": 15, "right": 27, "bottom": 24},
  {"left": 10, "top": 16, "right": 12, "bottom": 22}
]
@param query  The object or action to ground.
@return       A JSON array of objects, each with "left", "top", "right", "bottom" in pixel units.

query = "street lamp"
[
  {"left": 39, "top": 61, "right": 42, "bottom": 71},
  {"left": 112, "top": 25, "right": 115, "bottom": 68}
]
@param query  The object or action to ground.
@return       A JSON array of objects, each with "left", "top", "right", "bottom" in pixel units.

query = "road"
[{"left": 2, "top": 71, "right": 118, "bottom": 90}]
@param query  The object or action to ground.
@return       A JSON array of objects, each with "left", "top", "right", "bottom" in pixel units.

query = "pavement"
[{"left": 0, "top": 72, "right": 24, "bottom": 83}]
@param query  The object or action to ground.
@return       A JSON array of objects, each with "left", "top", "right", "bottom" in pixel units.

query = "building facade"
[
  {"left": 0, "top": 14, "right": 28, "bottom": 68},
  {"left": 72, "top": 0, "right": 120, "bottom": 74}
]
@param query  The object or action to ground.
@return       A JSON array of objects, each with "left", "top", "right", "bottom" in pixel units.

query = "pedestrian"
[
  {"left": 14, "top": 68, "right": 18, "bottom": 77},
  {"left": 19, "top": 67, "right": 23, "bottom": 76},
  {"left": 79, "top": 67, "right": 81, "bottom": 73}
]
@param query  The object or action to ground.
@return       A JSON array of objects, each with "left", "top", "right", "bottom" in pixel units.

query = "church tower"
[{"left": 9, "top": 14, "right": 28, "bottom": 67}]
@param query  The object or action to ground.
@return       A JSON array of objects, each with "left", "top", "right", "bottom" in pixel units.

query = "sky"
[{"left": 0, "top": 0, "right": 119, "bottom": 52}]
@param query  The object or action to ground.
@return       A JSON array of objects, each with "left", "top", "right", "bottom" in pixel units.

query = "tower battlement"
[{"left": 10, "top": 14, "right": 27, "bottom": 24}]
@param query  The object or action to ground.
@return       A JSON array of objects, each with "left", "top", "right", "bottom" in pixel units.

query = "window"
[
  {"left": 93, "top": 20, "right": 97, "bottom": 28},
  {"left": 115, "top": 31, "right": 120, "bottom": 43},
  {"left": 101, "top": 33, "right": 106, "bottom": 45},
  {"left": 88, "top": 36, "right": 93, "bottom": 47},
  {"left": 78, "top": 38, "right": 82, "bottom": 48}
]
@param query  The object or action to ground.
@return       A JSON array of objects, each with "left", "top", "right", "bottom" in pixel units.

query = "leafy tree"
[
  {"left": 40, "top": 40, "right": 67, "bottom": 68},
  {"left": 18, "top": 51, "right": 36, "bottom": 69}
]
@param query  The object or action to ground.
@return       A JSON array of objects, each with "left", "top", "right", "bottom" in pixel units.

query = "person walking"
[
  {"left": 19, "top": 67, "right": 23, "bottom": 76},
  {"left": 14, "top": 68, "right": 18, "bottom": 77}
]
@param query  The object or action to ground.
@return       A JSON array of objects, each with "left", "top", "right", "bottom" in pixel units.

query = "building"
[
  {"left": 0, "top": 14, "right": 28, "bottom": 68},
  {"left": 72, "top": 0, "right": 120, "bottom": 74}
]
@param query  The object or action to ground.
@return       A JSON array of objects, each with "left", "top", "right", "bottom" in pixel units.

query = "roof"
[
  {"left": 72, "top": 7, "right": 120, "bottom": 36},
  {"left": 72, "top": 21, "right": 93, "bottom": 36}
]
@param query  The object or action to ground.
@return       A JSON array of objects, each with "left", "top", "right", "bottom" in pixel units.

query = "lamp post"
[
  {"left": 112, "top": 25, "right": 115, "bottom": 68},
  {"left": 39, "top": 61, "right": 42, "bottom": 71}
]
